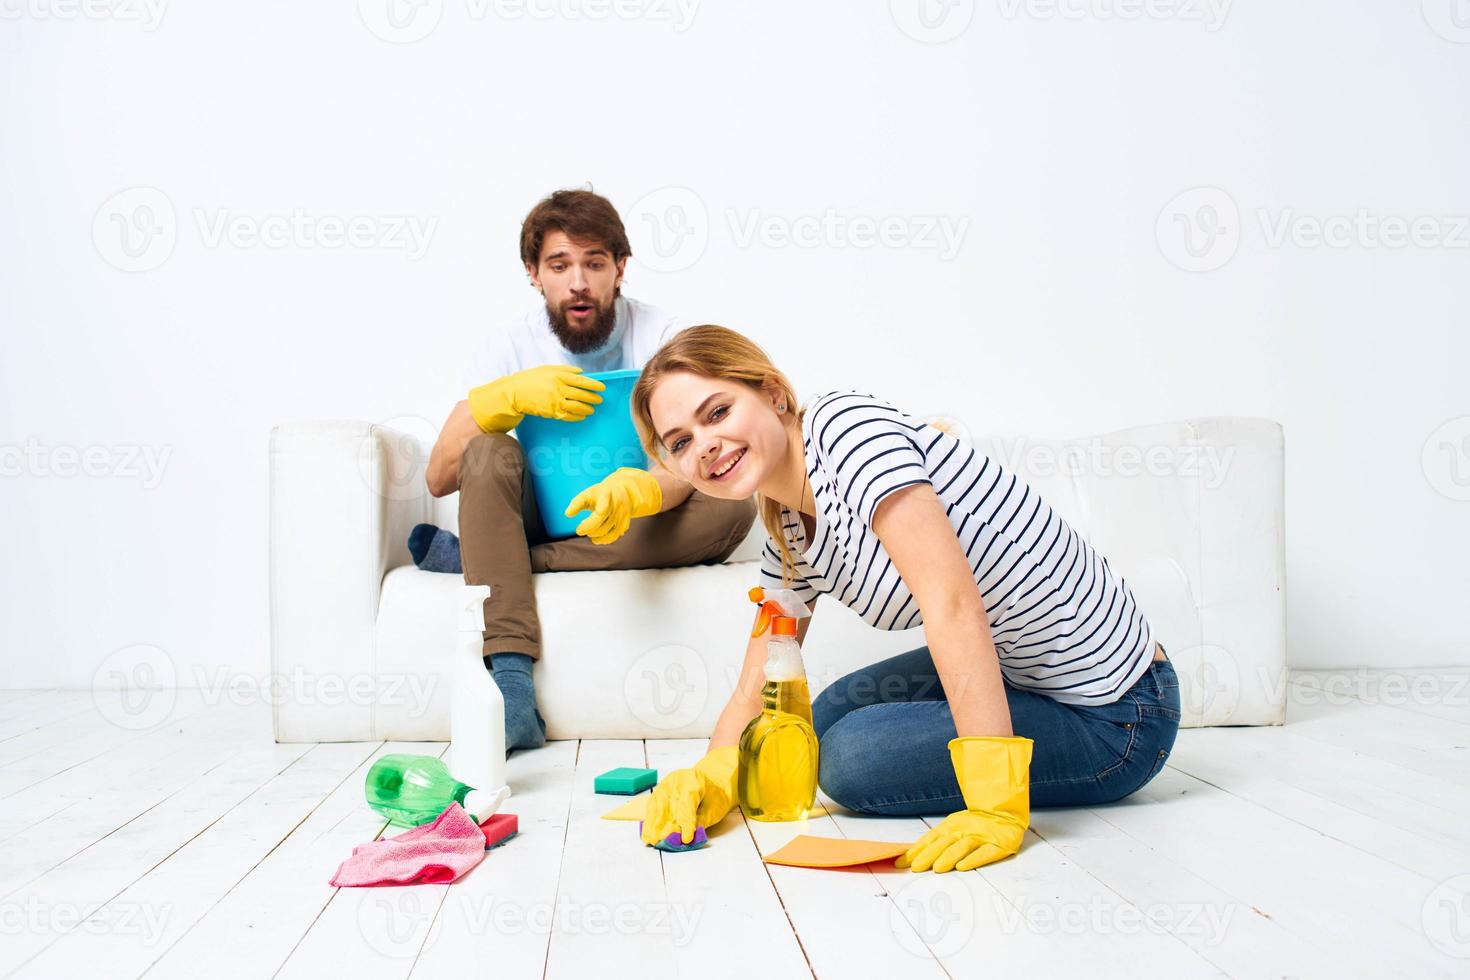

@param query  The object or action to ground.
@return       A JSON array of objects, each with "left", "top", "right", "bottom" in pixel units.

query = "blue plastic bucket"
[{"left": 515, "top": 368, "right": 648, "bottom": 541}]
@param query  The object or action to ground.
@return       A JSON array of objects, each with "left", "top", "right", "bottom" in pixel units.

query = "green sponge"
[{"left": 594, "top": 767, "right": 657, "bottom": 795}]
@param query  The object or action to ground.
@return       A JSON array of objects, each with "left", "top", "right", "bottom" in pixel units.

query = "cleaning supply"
[
  {"left": 738, "top": 587, "right": 819, "bottom": 822},
  {"left": 449, "top": 585, "right": 512, "bottom": 818},
  {"left": 595, "top": 767, "right": 658, "bottom": 795},
  {"left": 467, "top": 363, "right": 605, "bottom": 434},
  {"left": 763, "top": 836, "right": 915, "bottom": 869},
  {"left": 367, "top": 750, "right": 509, "bottom": 828},
  {"left": 639, "top": 745, "right": 740, "bottom": 847},
  {"left": 330, "top": 802, "right": 488, "bottom": 887},
  {"left": 895, "top": 735, "right": 1034, "bottom": 874},
  {"left": 478, "top": 812, "right": 519, "bottom": 850},
  {"left": 601, "top": 796, "right": 651, "bottom": 821},
  {"left": 365, "top": 755, "right": 478, "bottom": 828},
  {"left": 515, "top": 367, "right": 643, "bottom": 540},
  {"left": 564, "top": 467, "right": 663, "bottom": 544},
  {"left": 640, "top": 822, "right": 708, "bottom": 852}
]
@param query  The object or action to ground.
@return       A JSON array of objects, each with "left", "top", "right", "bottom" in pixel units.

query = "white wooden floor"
[{"left": 2, "top": 670, "right": 1468, "bottom": 980}]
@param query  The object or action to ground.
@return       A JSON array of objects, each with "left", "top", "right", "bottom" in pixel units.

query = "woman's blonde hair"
[{"left": 630, "top": 325, "right": 806, "bottom": 587}]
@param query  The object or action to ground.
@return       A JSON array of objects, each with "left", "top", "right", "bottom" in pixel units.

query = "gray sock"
[
  {"left": 490, "top": 652, "right": 546, "bottom": 754},
  {"left": 408, "top": 523, "right": 462, "bottom": 574}
]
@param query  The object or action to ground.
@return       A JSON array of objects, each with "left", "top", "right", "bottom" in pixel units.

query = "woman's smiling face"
[{"left": 647, "top": 370, "right": 790, "bottom": 499}]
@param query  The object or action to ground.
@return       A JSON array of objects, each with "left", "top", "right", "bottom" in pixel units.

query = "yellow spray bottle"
[{"left": 738, "top": 587, "right": 820, "bottom": 821}]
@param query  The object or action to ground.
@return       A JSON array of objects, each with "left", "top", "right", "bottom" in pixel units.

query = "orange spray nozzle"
[{"left": 748, "top": 586, "right": 799, "bottom": 638}]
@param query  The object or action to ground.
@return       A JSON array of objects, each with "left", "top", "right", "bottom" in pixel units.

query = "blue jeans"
[{"left": 812, "top": 645, "right": 1181, "bottom": 814}]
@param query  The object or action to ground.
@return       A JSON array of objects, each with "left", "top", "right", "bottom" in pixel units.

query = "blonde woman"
[{"left": 630, "top": 326, "right": 1179, "bottom": 873}]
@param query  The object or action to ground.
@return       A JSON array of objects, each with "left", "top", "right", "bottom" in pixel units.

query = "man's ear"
[
  {"left": 526, "top": 261, "right": 542, "bottom": 293},
  {"left": 614, "top": 256, "right": 628, "bottom": 289}
]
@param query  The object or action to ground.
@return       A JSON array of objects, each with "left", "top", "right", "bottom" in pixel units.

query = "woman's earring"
[{"left": 778, "top": 403, "right": 787, "bottom": 412}]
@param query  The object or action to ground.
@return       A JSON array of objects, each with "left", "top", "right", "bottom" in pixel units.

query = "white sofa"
[{"left": 268, "top": 417, "right": 1286, "bottom": 743}]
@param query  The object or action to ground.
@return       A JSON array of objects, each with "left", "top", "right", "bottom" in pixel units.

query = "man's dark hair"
[{"left": 519, "top": 189, "right": 633, "bottom": 267}]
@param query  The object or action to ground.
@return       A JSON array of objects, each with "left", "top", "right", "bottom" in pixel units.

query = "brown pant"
[{"left": 457, "top": 432, "right": 758, "bottom": 661}]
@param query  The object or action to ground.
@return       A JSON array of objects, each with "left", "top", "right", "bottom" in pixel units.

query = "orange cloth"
[
  {"left": 601, "top": 796, "right": 650, "bottom": 821},
  {"left": 762, "top": 835, "right": 915, "bottom": 869}
]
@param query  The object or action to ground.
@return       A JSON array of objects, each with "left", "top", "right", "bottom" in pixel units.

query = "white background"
[{"left": 2, "top": 0, "right": 1467, "bottom": 688}]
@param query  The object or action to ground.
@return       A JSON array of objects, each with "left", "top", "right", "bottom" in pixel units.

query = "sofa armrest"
[{"left": 269, "top": 419, "right": 432, "bottom": 741}]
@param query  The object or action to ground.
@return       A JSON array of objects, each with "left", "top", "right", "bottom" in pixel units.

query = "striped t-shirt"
[{"left": 758, "top": 391, "right": 1156, "bottom": 706}]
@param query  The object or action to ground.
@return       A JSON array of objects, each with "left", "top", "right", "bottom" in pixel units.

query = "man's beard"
[{"left": 547, "top": 297, "right": 618, "bottom": 354}]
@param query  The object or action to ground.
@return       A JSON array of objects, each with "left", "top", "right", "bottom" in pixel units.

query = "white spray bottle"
[{"left": 450, "top": 584, "right": 512, "bottom": 820}]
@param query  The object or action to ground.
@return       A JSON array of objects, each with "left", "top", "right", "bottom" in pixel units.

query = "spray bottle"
[
  {"left": 738, "top": 587, "right": 820, "bottom": 821},
  {"left": 364, "top": 585, "right": 512, "bottom": 827},
  {"left": 449, "top": 584, "right": 512, "bottom": 820}
]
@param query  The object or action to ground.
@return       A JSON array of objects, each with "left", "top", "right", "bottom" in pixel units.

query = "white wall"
[{"left": 2, "top": 1, "right": 1467, "bottom": 688}]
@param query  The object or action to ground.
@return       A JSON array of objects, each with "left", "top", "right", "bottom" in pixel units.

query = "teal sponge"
[{"left": 594, "top": 767, "right": 657, "bottom": 795}]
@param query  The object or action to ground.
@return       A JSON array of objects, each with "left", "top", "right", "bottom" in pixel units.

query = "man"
[{"left": 424, "top": 189, "right": 756, "bottom": 753}]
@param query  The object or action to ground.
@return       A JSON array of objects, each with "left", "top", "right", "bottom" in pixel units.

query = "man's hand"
[
  {"left": 467, "top": 364, "right": 605, "bottom": 434},
  {"left": 564, "top": 467, "right": 663, "bottom": 545}
]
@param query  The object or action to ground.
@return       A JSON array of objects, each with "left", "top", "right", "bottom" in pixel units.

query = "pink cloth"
[{"left": 331, "top": 803, "right": 487, "bottom": 887}]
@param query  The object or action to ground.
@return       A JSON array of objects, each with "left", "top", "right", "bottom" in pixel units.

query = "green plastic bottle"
[{"left": 365, "top": 754, "right": 473, "bottom": 827}]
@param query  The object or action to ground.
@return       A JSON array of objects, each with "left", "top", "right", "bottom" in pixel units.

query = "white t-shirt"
[
  {"left": 758, "top": 390, "right": 1156, "bottom": 707},
  {"left": 461, "top": 295, "right": 685, "bottom": 391}
]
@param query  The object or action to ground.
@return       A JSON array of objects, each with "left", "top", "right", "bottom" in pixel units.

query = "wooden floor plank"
[
  {"left": 271, "top": 743, "right": 451, "bottom": 980},
  {"left": 12, "top": 741, "right": 380, "bottom": 979},
  {"left": 0, "top": 692, "right": 99, "bottom": 741},
  {"left": 741, "top": 787, "right": 949, "bottom": 976},
  {"left": 1291, "top": 668, "right": 1470, "bottom": 727},
  {"left": 0, "top": 700, "right": 263, "bottom": 848},
  {"left": 408, "top": 739, "right": 580, "bottom": 980},
  {"left": 642, "top": 738, "right": 814, "bottom": 980},
  {"left": 1169, "top": 729, "right": 1470, "bottom": 880},
  {"left": 0, "top": 689, "right": 55, "bottom": 707},
  {"left": 0, "top": 706, "right": 273, "bottom": 898},
  {"left": 822, "top": 786, "right": 1223, "bottom": 976},
  {"left": 541, "top": 739, "right": 685, "bottom": 980},
  {"left": 1178, "top": 725, "right": 1470, "bottom": 851},
  {"left": 1029, "top": 800, "right": 1331, "bottom": 979},
  {"left": 141, "top": 741, "right": 444, "bottom": 980},
  {"left": 0, "top": 685, "right": 1466, "bottom": 979},
  {"left": 1089, "top": 766, "right": 1462, "bottom": 977},
  {"left": 0, "top": 691, "right": 197, "bottom": 769},
  {"left": 1284, "top": 691, "right": 1470, "bottom": 788},
  {"left": 0, "top": 691, "right": 226, "bottom": 798},
  {"left": 0, "top": 739, "right": 314, "bottom": 974}
]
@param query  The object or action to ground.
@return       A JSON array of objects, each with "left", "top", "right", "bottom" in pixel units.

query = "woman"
[{"left": 629, "top": 326, "right": 1180, "bottom": 874}]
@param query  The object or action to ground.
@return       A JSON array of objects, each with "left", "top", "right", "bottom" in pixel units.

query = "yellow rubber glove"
[
  {"left": 563, "top": 467, "right": 663, "bottom": 545},
  {"left": 466, "top": 364, "right": 605, "bottom": 434},
  {"left": 640, "top": 745, "right": 740, "bottom": 847},
  {"left": 896, "top": 735, "right": 1033, "bottom": 874}
]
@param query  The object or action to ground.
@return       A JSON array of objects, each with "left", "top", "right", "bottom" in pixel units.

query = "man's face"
[{"left": 529, "top": 230, "right": 627, "bottom": 354}]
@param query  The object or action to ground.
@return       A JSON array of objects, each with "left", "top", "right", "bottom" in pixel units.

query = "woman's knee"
[
  {"left": 811, "top": 678, "right": 858, "bottom": 740},
  {"left": 816, "top": 714, "right": 869, "bottom": 812}
]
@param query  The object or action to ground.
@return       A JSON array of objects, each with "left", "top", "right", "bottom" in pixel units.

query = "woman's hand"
[
  {"left": 640, "top": 745, "right": 740, "bottom": 846},
  {"left": 896, "top": 736, "right": 1032, "bottom": 873}
]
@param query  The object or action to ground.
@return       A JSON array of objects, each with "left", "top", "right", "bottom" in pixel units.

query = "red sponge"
[{"left": 478, "top": 812, "right": 519, "bottom": 850}]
